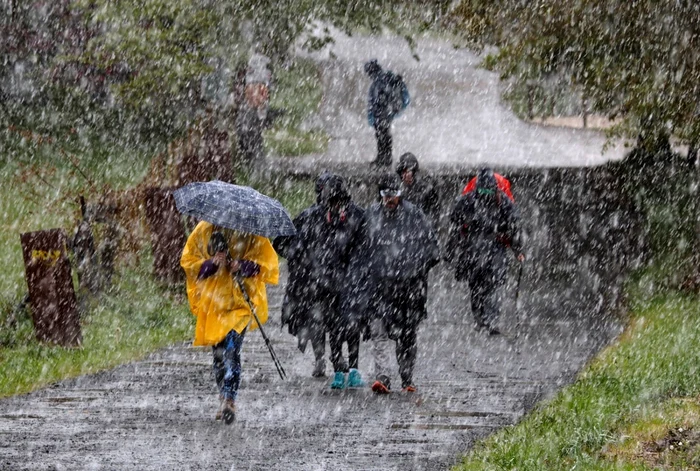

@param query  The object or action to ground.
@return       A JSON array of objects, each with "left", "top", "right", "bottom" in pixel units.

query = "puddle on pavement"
[
  {"left": 416, "top": 411, "right": 511, "bottom": 418},
  {"left": 46, "top": 397, "right": 97, "bottom": 404},
  {"left": 0, "top": 414, "right": 43, "bottom": 420},
  {"left": 390, "top": 423, "right": 500, "bottom": 430}
]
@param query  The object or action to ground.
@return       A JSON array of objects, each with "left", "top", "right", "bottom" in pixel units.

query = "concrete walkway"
[{"left": 0, "top": 264, "right": 620, "bottom": 470}]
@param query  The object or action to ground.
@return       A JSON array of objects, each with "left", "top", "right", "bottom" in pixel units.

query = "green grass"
[
  {"left": 0, "top": 135, "right": 194, "bottom": 397},
  {"left": 603, "top": 396, "right": 700, "bottom": 469},
  {"left": 0, "top": 263, "right": 193, "bottom": 398},
  {"left": 0, "top": 136, "right": 154, "bottom": 302},
  {"left": 264, "top": 58, "right": 329, "bottom": 157},
  {"left": 264, "top": 127, "right": 329, "bottom": 157},
  {"left": 454, "top": 273, "right": 700, "bottom": 470}
]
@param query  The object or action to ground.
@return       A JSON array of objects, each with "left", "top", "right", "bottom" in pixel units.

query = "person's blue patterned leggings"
[{"left": 212, "top": 329, "right": 246, "bottom": 401}]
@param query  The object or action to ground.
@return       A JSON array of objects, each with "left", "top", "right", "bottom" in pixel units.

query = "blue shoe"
[
  {"left": 330, "top": 371, "right": 346, "bottom": 389},
  {"left": 346, "top": 369, "right": 366, "bottom": 388}
]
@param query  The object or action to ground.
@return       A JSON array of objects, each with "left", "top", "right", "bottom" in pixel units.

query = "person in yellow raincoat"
[{"left": 181, "top": 221, "right": 279, "bottom": 424}]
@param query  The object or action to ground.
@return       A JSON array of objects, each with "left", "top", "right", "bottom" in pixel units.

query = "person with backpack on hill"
[
  {"left": 273, "top": 173, "right": 367, "bottom": 389},
  {"left": 445, "top": 168, "right": 524, "bottom": 336},
  {"left": 364, "top": 59, "right": 410, "bottom": 168}
]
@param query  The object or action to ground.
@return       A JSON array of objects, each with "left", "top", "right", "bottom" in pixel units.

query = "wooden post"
[{"left": 20, "top": 229, "right": 81, "bottom": 347}]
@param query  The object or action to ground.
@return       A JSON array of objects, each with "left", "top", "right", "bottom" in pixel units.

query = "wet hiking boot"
[
  {"left": 311, "top": 358, "right": 326, "bottom": 378},
  {"left": 402, "top": 385, "right": 417, "bottom": 393},
  {"left": 346, "top": 369, "right": 366, "bottom": 388},
  {"left": 371, "top": 379, "right": 391, "bottom": 395},
  {"left": 221, "top": 399, "right": 236, "bottom": 425},
  {"left": 330, "top": 371, "right": 346, "bottom": 389}
]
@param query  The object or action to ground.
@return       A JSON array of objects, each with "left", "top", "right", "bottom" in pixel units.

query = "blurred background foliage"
[
  {"left": 0, "top": 0, "right": 451, "bottom": 149},
  {"left": 447, "top": 0, "right": 700, "bottom": 154}
]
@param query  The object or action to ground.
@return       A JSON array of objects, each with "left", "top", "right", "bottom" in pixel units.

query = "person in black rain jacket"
[
  {"left": 274, "top": 173, "right": 367, "bottom": 389},
  {"left": 445, "top": 168, "right": 524, "bottom": 336},
  {"left": 347, "top": 173, "right": 439, "bottom": 394}
]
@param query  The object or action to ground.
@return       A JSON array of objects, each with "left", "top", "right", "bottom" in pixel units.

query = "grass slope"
[{"left": 455, "top": 273, "right": 700, "bottom": 470}]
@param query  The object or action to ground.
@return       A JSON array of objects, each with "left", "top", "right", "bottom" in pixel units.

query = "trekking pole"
[
  {"left": 514, "top": 259, "right": 524, "bottom": 313},
  {"left": 235, "top": 275, "right": 287, "bottom": 380}
]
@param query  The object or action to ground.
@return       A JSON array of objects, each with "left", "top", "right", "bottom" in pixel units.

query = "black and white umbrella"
[{"left": 173, "top": 180, "right": 296, "bottom": 238}]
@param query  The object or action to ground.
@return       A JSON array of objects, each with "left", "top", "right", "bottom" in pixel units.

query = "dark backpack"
[{"left": 379, "top": 71, "right": 410, "bottom": 119}]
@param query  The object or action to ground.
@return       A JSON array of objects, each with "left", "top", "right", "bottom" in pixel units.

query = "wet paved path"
[{"left": 0, "top": 265, "right": 620, "bottom": 470}]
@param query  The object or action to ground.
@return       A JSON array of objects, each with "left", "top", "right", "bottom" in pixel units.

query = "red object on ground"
[{"left": 462, "top": 173, "right": 515, "bottom": 201}]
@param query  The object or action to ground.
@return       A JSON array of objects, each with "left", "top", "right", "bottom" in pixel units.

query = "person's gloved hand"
[
  {"left": 238, "top": 260, "right": 261, "bottom": 277},
  {"left": 198, "top": 259, "right": 219, "bottom": 280}
]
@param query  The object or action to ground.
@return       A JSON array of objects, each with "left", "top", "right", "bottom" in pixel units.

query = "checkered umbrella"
[{"left": 173, "top": 181, "right": 296, "bottom": 238}]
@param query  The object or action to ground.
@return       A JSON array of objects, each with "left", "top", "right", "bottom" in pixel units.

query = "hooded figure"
[
  {"left": 445, "top": 168, "right": 524, "bottom": 335},
  {"left": 365, "top": 60, "right": 410, "bottom": 167},
  {"left": 181, "top": 222, "right": 279, "bottom": 424},
  {"left": 273, "top": 173, "right": 367, "bottom": 389},
  {"left": 346, "top": 173, "right": 439, "bottom": 394},
  {"left": 396, "top": 152, "right": 440, "bottom": 226}
]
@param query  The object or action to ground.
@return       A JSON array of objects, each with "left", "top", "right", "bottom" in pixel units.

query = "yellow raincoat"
[{"left": 180, "top": 221, "right": 279, "bottom": 346}]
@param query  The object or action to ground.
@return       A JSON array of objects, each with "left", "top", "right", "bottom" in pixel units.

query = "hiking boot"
[
  {"left": 346, "top": 369, "right": 366, "bottom": 388},
  {"left": 221, "top": 399, "right": 236, "bottom": 425},
  {"left": 371, "top": 380, "right": 390, "bottom": 395},
  {"left": 402, "top": 385, "right": 417, "bottom": 393},
  {"left": 488, "top": 327, "right": 501, "bottom": 336},
  {"left": 312, "top": 358, "right": 326, "bottom": 378},
  {"left": 330, "top": 371, "right": 346, "bottom": 389}
]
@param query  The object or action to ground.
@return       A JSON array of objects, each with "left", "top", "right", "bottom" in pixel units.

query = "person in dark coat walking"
[
  {"left": 364, "top": 60, "right": 410, "bottom": 167},
  {"left": 348, "top": 173, "right": 439, "bottom": 394},
  {"left": 274, "top": 173, "right": 367, "bottom": 389},
  {"left": 274, "top": 173, "right": 328, "bottom": 377},
  {"left": 396, "top": 152, "right": 441, "bottom": 227},
  {"left": 445, "top": 168, "right": 524, "bottom": 336}
]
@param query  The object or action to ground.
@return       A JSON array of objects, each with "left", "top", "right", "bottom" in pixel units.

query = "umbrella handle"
[{"left": 235, "top": 275, "right": 287, "bottom": 380}]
